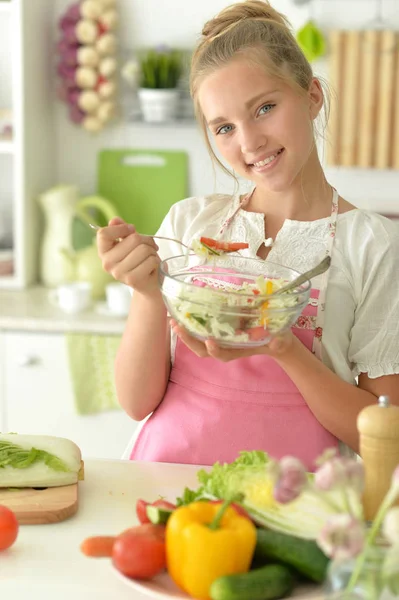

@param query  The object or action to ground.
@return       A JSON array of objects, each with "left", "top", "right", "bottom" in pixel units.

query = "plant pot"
[{"left": 137, "top": 88, "right": 180, "bottom": 123}]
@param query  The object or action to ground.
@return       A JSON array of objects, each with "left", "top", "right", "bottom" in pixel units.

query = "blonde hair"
[{"left": 190, "top": 0, "right": 328, "bottom": 179}]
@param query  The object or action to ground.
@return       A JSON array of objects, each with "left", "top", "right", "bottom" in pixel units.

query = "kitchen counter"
[
  {"left": 0, "top": 286, "right": 125, "bottom": 334},
  {"left": 0, "top": 458, "right": 323, "bottom": 600},
  {"left": 2, "top": 458, "right": 396, "bottom": 600}
]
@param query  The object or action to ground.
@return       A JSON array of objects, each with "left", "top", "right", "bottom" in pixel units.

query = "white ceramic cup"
[
  {"left": 105, "top": 282, "right": 132, "bottom": 316},
  {"left": 49, "top": 281, "right": 92, "bottom": 314}
]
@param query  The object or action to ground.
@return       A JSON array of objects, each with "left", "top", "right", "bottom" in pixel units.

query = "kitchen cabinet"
[
  {"left": 0, "top": 330, "right": 137, "bottom": 459},
  {"left": 0, "top": 0, "right": 56, "bottom": 289}
]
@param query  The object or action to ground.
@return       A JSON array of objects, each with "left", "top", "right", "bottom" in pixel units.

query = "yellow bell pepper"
[{"left": 166, "top": 499, "right": 257, "bottom": 600}]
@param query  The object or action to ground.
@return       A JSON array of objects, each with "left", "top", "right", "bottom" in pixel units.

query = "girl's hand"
[
  {"left": 97, "top": 217, "right": 161, "bottom": 295},
  {"left": 170, "top": 320, "right": 295, "bottom": 362}
]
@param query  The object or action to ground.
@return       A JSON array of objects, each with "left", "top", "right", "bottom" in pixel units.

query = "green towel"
[{"left": 66, "top": 334, "right": 122, "bottom": 415}]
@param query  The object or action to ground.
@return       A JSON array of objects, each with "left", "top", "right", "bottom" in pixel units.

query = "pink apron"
[{"left": 130, "top": 190, "right": 340, "bottom": 470}]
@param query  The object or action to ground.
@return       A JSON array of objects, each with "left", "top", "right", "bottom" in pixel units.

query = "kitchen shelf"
[
  {"left": 0, "top": 139, "right": 14, "bottom": 153},
  {"left": 128, "top": 113, "right": 197, "bottom": 128}
]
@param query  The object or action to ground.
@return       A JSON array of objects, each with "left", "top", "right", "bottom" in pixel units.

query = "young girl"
[{"left": 97, "top": 0, "right": 399, "bottom": 469}]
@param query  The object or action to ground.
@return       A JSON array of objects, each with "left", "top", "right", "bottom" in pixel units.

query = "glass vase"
[{"left": 324, "top": 545, "right": 395, "bottom": 599}]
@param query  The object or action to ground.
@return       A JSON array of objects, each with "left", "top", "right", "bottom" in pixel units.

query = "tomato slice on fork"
[{"left": 199, "top": 237, "right": 249, "bottom": 253}]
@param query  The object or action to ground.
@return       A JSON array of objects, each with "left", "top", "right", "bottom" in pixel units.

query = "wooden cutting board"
[
  {"left": 340, "top": 30, "right": 361, "bottom": 167},
  {"left": 328, "top": 29, "right": 399, "bottom": 169},
  {"left": 0, "top": 483, "right": 79, "bottom": 524}
]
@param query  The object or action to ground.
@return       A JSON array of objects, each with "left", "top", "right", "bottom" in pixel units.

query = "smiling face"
[{"left": 198, "top": 57, "right": 323, "bottom": 193}]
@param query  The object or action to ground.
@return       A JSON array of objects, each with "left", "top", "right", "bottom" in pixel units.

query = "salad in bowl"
[{"left": 159, "top": 254, "right": 311, "bottom": 348}]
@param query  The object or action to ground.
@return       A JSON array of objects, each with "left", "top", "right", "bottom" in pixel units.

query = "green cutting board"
[{"left": 97, "top": 149, "right": 189, "bottom": 234}]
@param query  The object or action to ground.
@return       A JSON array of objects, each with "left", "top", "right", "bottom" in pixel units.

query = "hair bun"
[{"left": 202, "top": 0, "right": 290, "bottom": 40}]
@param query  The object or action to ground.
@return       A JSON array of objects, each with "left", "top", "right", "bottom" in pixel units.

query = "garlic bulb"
[
  {"left": 80, "top": 0, "right": 103, "bottom": 20},
  {"left": 100, "top": 0, "right": 117, "bottom": 7},
  {"left": 78, "top": 90, "right": 100, "bottom": 113},
  {"left": 99, "top": 56, "right": 117, "bottom": 78},
  {"left": 77, "top": 46, "right": 100, "bottom": 68},
  {"left": 97, "top": 100, "right": 116, "bottom": 123},
  {"left": 75, "top": 19, "right": 99, "bottom": 45},
  {"left": 83, "top": 115, "right": 104, "bottom": 133},
  {"left": 96, "top": 32, "right": 117, "bottom": 56},
  {"left": 76, "top": 67, "right": 98, "bottom": 89},
  {"left": 98, "top": 79, "right": 117, "bottom": 99},
  {"left": 100, "top": 9, "right": 119, "bottom": 31},
  {"left": 121, "top": 59, "right": 140, "bottom": 87}
]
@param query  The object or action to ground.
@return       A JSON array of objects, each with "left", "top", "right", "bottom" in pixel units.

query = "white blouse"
[{"left": 155, "top": 193, "right": 399, "bottom": 384}]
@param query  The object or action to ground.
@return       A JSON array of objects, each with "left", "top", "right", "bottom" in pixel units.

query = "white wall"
[
  {"left": 0, "top": 10, "right": 12, "bottom": 108},
  {"left": 53, "top": 0, "right": 399, "bottom": 214}
]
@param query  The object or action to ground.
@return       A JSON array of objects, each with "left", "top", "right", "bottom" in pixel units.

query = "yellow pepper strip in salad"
[
  {"left": 259, "top": 281, "right": 274, "bottom": 327},
  {"left": 260, "top": 314, "right": 269, "bottom": 327},
  {"left": 166, "top": 499, "right": 257, "bottom": 600}
]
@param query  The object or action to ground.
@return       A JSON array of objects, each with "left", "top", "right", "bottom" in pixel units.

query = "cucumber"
[
  {"left": 210, "top": 564, "right": 294, "bottom": 600},
  {"left": 254, "top": 529, "right": 329, "bottom": 583},
  {"left": 145, "top": 505, "right": 173, "bottom": 524}
]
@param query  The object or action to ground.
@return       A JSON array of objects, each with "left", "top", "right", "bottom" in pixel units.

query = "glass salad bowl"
[{"left": 159, "top": 254, "right": 311, "bottom": 348}]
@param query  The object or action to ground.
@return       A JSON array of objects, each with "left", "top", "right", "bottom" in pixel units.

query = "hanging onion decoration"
[{"left": 56, "top": 0, "right": 119, "bottom": 133}]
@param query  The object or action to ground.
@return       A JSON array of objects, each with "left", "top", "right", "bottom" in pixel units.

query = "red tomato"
[
  {"left": 135, "top": 499, "right": 150, "bottom": 524},
  {"left": 152, "top": 499, "right": 176, "bottom": 511},
  {"left": 199, "top": 237, "right": 249, "bottom": 252},
  {"left": 136, "top": 498, "right": 176, "bottom": 524},
  {"left": 246, "top": 326, "right": 269, "bottom": 341},
  {"left": 0, "top": 505, "right": 18, "bottom": 551},
  {"left": 112, "top": 523, "right": 166, "bottom": 579}
]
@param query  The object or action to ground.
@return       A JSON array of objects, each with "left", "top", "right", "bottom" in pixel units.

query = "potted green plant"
[{"left": 135, "top": 46, "right": 183, "bottom": 123}]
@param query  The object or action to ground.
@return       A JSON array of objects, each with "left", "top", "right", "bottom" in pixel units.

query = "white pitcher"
[{"left": 38, "top": 184, "right": 118, "bottom": 288}]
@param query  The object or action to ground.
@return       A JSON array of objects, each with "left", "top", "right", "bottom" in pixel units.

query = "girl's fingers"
[
  {"left": 204, "top": 340, "right": 246, "bottom": 362},
  {"left": 169, "top": 321, "right": 294, "bottom": 362},
  {"left": 123, "top": 254, "right": 161, "bottom": 289},
  {"left": 108, "top": 217, "right": 126, "bottom": 226},
  {"left": 268, "top": 333, "right": 294, "bottom": 355},
  {"left": 112, "top": 246, "right": 160, "bottom": 281},
  {"left": 205, "top": 333, "right": 293, "bottom": 361},
  {"left": 97, "top": 223, "right": 135, "bottom": 254},
  {"left": 169, "top": 320, "right": 263, "bottom": 362},
  {"left": 100, "top": 234, "right": 158, "bottom": 272},
  {"left": 170, "top": 320, "right": 255, "bottom": 361},
  {"left": 170, "top": 321, "right": 209, "bottom": 358}
]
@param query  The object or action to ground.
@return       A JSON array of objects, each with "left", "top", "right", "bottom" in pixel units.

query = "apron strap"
[
  {"left": 218, "top": 189, "right": 254, "bottom": 236},
  {"left": 218, "top": 185, "right": 339, "bottom": 362},
  {"left": 312, "top": 188, "right": 339, "bottom": 359}
]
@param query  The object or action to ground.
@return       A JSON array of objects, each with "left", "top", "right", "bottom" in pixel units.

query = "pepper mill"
[{"left": 357, "top": 395, "right": 399, "bottom": 521}]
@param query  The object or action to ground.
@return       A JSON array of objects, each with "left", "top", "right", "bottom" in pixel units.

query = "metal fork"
[
  {"left": 272, "top": 256, "right": 331, "bottom": 296},
  {"left": 90, "top": 223, "right": 331, "bottom": 289},
  {"left": 88, "top": 223, "right": 192, "bottom": 250}
]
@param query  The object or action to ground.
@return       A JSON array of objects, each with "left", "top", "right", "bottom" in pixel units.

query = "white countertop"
[
  {"left": 2, "top": 458, "right": 396, "bottom": 600},
  {"left": 1, "top": 459, "right": 323, "bottom": 600},
  {"left": 0, "top": 286, "right": 125, "bottom": 334}
]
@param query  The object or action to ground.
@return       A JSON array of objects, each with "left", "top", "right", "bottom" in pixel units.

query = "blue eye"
[
  {"left": 216, "top": 124, "right": 233, "bottom": 135},
  {"left": 259, "top": 103, "right": 275, "bottom": 115}
]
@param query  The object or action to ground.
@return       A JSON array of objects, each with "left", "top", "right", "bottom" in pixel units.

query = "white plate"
[{"left": 113, "top": 567, "right": 324, "bottom": 599}]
